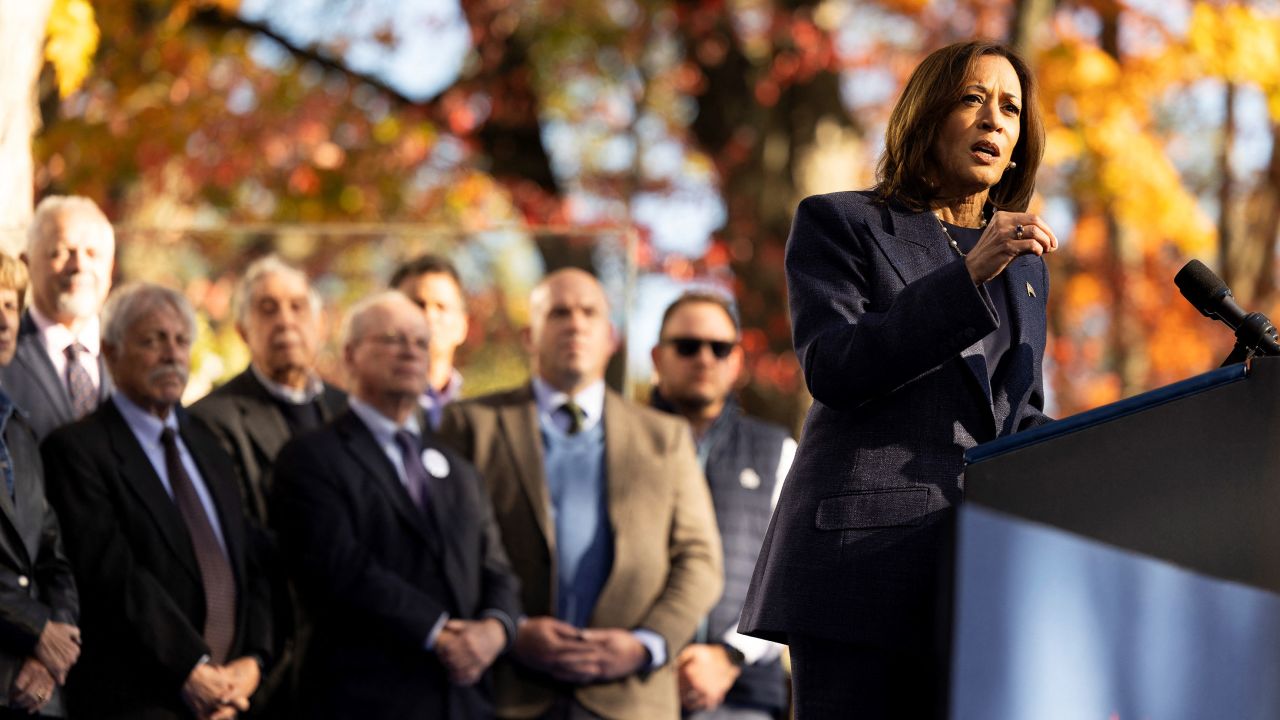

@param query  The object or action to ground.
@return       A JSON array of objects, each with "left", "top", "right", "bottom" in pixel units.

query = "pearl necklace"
[{"left": 933, "top": 211, "right": 986, "bottom": 258}]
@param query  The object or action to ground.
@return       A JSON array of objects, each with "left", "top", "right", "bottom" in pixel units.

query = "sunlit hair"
[
  {"left": 339, "top": 291, "right": 430, "bottom": 349},
  {"left": 874, "top": 40, "right": 1043, "bottom": 213},
  {"left": 101, "top": 282, "right": 196, "bottom": 349},
  {"left": 27, "top": 195, "right": 114, "bottom": 255},
  {"left": 658, "top": 290, "right": 740, "bottom": 340},
  {"left": 0, "top": 253, "right": 29, "bottom": 312},
  {"left": 231, "top": 254, "right": 322, "bottom": 327}
]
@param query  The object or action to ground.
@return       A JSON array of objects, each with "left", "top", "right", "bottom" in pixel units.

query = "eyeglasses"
[
  {"left": 363, "top": 332, "right": 430, "bottom": 353},
  {"left": 664, "top": 337, "right": 736, "bottom": 359}
]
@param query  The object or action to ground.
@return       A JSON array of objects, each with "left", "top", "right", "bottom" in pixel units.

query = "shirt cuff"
[
  {"left": 721, "top": 624, "right": 783, "bottom": 665},
  {"left": 631, "top": 628, "right": 667, "bottom": 671},
  {"left": 424, "top": 612, "right": 449, "bottom": 651}
]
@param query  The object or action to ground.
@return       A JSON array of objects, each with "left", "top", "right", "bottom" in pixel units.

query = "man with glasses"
[
  {"left": 649, "top": 291, "right": 795, "bottom": 720},
  {"left": 270, "top": 292, "right": 520, "bottom": 719}
]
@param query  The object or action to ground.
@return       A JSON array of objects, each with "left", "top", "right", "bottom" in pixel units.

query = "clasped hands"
[
  {"left": 11, "top": 620, "right": 81, "bottom": 713},
  {"left": 514, "top": 617, "right": 648, "bottom": 684},
  {"left": 182, "top": 656, "right": 260, "bottom": 720},
  {"left": 435, "top": 618, "right": 507, "bottom": 686}
]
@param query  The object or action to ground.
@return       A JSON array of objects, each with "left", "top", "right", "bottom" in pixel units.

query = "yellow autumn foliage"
[
  {"left": 45, "top": 0, "right": 99, "bottom": 98},
  {"left": 1186, "top": 2, "right": 1280, "bottom": 120}
]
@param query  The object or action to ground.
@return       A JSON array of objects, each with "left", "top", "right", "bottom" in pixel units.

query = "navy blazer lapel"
[
  {"left": 100, "top": 401, "right": 202, "bottom": 585},
  {"left": 418, "top": 433, "right": 468, "bottom": 611},
  {"left": 865, "top": 205, "right": 994, "bottom": 405},
  {"left": 335, "top": 412, "right": 439, "bottom": 551}
]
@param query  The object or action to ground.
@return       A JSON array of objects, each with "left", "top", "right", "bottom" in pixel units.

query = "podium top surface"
[{"left": 966, "top": 362, "right": 1248, "bottom": 465}]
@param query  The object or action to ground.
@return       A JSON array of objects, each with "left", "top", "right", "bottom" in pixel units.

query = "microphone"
[{"left": 1175, "top": 259, "right": 1280, "bottom": 359}]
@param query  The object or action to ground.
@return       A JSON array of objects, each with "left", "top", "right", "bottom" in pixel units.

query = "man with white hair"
[
  {"left": 271, "top": 291, "right": 520, "bottom": 719},
  {"left": 191, "top": 255, "right": 346, "bottom": 718},
  {"left": 0, "top": 196, "right": 116, "bottom": 439},
  {"left": 42, "top": 282, "right": 272, "bottom": 720},
  {"left": 192, "top": 255, "right": 347, "bottom": 526}
]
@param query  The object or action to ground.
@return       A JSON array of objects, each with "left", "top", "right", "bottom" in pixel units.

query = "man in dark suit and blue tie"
[
  {"left": 41, "top": 282, "right": 272, "bottom": 719},
  {"left": 0, "top": 196, "right": 115, "bottom": 440},
  {"left": 270, "top": 291, "right": 521, "bottom": 720}
]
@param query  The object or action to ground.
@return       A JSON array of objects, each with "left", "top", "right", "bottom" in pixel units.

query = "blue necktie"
[{"left": 394, "top": 430, "right": 432, "bottom": 512}]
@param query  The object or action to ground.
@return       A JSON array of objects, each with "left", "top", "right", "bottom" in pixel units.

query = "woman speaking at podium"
[{"left": 740, "top": 40, "right": 1059, "bottom": 718}]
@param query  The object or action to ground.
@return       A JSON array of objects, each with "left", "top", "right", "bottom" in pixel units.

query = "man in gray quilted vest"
[{"left": 649, "top": 291, "right": 795, "bottom": 720}]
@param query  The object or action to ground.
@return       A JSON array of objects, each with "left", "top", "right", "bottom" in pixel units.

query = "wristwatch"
[{"left": 719, "top": 642, "right": 746, "bottom": 668}]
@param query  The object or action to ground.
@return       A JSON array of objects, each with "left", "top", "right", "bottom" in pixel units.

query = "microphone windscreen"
[{"left": 1175, "top": 259, "right": 1230, "bottom": 311}]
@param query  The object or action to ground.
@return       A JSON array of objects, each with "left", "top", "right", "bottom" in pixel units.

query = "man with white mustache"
[
  {"left": 41, "top": 283, "right": 273, "bottom": 720},
  {"left": 0, "top": 196, "right": 116, "bottom": 440}
]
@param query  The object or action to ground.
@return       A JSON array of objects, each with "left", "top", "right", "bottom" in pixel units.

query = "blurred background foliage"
[{"left": 27, "top": 0, "right": 1280, "bottom": 429}]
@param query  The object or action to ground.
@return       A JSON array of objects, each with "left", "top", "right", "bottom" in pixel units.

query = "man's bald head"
[{"left": 525, "top": 268, "right": 616, "bottom": 394}]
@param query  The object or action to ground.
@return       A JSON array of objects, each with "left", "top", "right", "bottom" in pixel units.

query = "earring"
[{"left": 1007, "top": 161, "right": 1018, "bottom": 170}]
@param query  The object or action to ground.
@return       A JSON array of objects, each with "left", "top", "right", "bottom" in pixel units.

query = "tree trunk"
[{"left": 0, "top": 0, "right": 53, "bottom": 254}]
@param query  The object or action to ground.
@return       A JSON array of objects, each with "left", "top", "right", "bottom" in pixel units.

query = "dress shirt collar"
[
  {"left": 348, "top": 396, "right": 422, "bottom": 444},
  {"left": 30, "top": 304, "right": 101, "bottom": 357},
  {"left": 421, "top": 369, "right": 464, "bottom": 407},
  {"left": 531, "top": 377, "right": 605, "bottom": 433},
  {"left": 112, "top": 390, "right": 179, "bottom": 444},
  {"left": 250, "top": 363, "right": 325, "bottom": 405}
]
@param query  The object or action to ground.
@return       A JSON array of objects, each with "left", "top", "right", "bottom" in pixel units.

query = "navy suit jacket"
[
  {"left": 41, "top": 400, "right": 272, "bottom": 719},
  {"left": 0, "top": 312, "right": 112, "bottom": 441},
  {"left": 270, "top": 410, "right": 521, "bottom": 720},
  {"left": 740, "top": 191, "right": 1050, "bottom": 652}
]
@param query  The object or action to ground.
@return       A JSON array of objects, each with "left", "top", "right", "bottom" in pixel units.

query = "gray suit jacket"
[
  {"left": 741, "top": 191, "right": 1051, "bottom": 653},
  {"left": 190, "top": 368, "right": 347, "bottom": 525},
  {"left": 0, "top": 312, "right": 112, "bottom": 441}
]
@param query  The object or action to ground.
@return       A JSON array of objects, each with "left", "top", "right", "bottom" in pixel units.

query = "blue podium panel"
[{"left": 950, "top": 505, "right": 1280, "bottom": 720}]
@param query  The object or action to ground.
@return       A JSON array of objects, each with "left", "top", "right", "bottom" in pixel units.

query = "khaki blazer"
[{"left": 440, "top": 385, "right": 723, "bottom": 720}]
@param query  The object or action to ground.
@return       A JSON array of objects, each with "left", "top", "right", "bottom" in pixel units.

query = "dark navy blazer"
[{"left": 740, "top": 190, "right": 1050, "bottom": 652}]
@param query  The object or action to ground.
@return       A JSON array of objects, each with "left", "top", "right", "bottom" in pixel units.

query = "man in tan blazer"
[{"left": 440, "top": 268, "right": 723, "bottom": 720}]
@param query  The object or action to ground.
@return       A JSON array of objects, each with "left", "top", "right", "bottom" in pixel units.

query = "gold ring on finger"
[{"left": 1015, "top": 224, "right": 1024, "bottom": 240}]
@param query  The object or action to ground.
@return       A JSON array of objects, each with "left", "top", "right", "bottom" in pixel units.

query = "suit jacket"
[
  {"left": 740, "top": 191, "right": 1051, "bottom": 653},
  {"left": 0, "top": 311, "right": 112, "bottom": 441},
  {"left": 269, "top": 410, "right": 522, "bottom": 720},
  {"left": 190, "top": 367, "right": 348, "bottom": 525},
  {"left": 439, "top": 386, "right": 724, "bottom": 720},
  {"left": 40, "top": 399, "right": 272, "bottom": 720},
  {"left": 0, "top": 407, "right": 78, "bottom": 716}
]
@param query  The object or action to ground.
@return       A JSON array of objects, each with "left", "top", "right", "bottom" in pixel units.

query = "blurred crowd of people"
[{"left": 0, "top": 195, "right": 795, "bottom": 720}]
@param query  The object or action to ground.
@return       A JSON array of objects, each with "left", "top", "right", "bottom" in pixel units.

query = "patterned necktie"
[
  {"left": 160, "top": 428, "right": 237, "bottom": 663},
  {"left": 393, "top": 430, "right": 432, "bottom": 512},
  {"left": 561, "top": 400, "right": 586, "bottom": 435},
  {"left": 64, "top": 343, "right": 97, "bottom": 419}
]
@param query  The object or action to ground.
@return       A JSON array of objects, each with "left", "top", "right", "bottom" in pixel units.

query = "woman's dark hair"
[{"left": 874, "top": 40, "right": 1043, "bottom": 213}]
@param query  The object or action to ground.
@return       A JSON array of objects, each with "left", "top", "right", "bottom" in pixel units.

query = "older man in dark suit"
[
  {"left": 0, "top": 196, "right": 115, "bottom": 440},
  {"left": 0, "top": 253, "right": 81, "bottom": 719},
  {"left": 191, "top": 255, "right": 345, "bottom": 717},
  {"left": 271, "top": 291, "right": 520, "bottom": 720},
  {"left": 41, "top": 282, "right": 272, "bottom": 720},
  {"left": 440, "top": 268, "right": 723, "bottom": 720}
]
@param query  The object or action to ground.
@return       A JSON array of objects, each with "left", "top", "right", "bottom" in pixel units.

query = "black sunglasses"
[{"left": 665, "top": 337, "right": 736, "bottom": 359}]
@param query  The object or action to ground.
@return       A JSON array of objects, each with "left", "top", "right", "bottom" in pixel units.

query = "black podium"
[{"left": 949, "top": 357, "right": 1280, "bottom": 719}]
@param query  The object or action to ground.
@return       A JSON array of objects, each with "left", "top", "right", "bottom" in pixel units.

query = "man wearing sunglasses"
[{"left": 650, "top": 292, "right": 795, "bottom": 720}]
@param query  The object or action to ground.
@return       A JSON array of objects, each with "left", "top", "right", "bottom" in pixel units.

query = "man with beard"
[
  {"left": 649, "top": 292, "right": 794, "bottom": 720},
  {"left": 192, "top": 256, "right": 346, "bottom": 717},
  {"left": 0, "top": 253, "right": 82, "bottom": 719},
  {"left": 42, "top": 283, "right": 272, "bottom": 719},
  {"left": 0, "top": 197, "right": 116, "bottom": 440}
]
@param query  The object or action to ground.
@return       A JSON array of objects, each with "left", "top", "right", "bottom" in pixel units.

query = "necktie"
[
  {"left": 393, "top": 430, "right": 432, "bottom": 512},
  {"left": 561, "top": 400, "right": 586, "bottom": 435},
  {"left": 160, "top": 428, "right": 237, "bottom": 663},
  {"left": 64, "top": 343, "right": 97, "bottom": 418}
]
